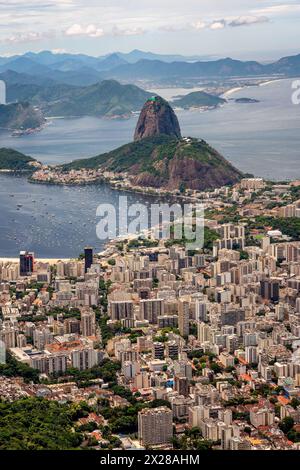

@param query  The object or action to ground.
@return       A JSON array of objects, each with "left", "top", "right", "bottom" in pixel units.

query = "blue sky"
[{"left": 0, "top": 0, "right": 300, "bottom": 60}]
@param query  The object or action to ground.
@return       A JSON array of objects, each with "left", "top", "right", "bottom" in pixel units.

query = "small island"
[
  {"left": 171, "top": 91, "right": 226, "bottom": 110},
  {"left": 234, "top": 97, "right": 260, "bottom": 103}
]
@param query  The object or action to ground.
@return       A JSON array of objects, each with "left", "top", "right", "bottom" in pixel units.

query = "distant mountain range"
[
  {"left": 0, "top": 50, "right": 206, "bottom": 86},
  {"left": 1, "top": 49, "right": 299, "bottom": 123},
  {"left": 102, "top": 56, "right": 300, "bottom": 81},
  {"left": 0, "top": 49, "right": 216, "bottom": 69},
  {"left": 0, "top": 50, "right": 300, "bottom": 88}
]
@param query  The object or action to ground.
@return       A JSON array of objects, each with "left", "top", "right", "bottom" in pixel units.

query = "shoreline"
[
  {"left": 259, "top": 78, "right": 285, "bottom": 87},
  {"left": 221, "top": 77, "right": 281, "bottom": 99},
  {"left": 221, "top": 87, "right": 243, "bottom": 98},
  {"left": 28, "top": 172, "right": 206, "bottom": 202}
]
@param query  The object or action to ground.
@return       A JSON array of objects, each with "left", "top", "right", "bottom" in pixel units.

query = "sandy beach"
[{"left": 221, "top": 87, "right": 243, "bottom": 98}]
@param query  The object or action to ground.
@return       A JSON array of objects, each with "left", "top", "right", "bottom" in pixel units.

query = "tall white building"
[
  {"left": 71, "top": 348, "right": 99, "bottom": 370},
  {"left": 0, "top": 340, "right": 6, "bottom": 364},
  {"left": 245, "top": 346, "right": 258, "bottom": 364}
]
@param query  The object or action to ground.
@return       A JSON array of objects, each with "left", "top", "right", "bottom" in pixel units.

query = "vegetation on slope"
[
  {"left": 44, "top": 80, "right": 151, "bottom": 117},
  {"left": 0, "top": 148, "right": 36, "bottom": 171},
  {"left": 0, "top": 398, "right": 84, "bottom": 450},
  {"left": 7, "top": 80, "right": 152, "bottom": 118},
  {"left": 62, "top": 134, "right": 177, "bottom": 171},
  {"left": 0, "top": 352, "right": 40, "bottom": 383},
  {"left": 63, "top": 134, "right": 242, "bottom": 191}
]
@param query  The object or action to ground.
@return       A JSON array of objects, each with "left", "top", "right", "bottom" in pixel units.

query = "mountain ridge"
[
  {"left": 4, "top": 79, "right": 152, "bottom": 118},
  {"left": 0, "top": 51, "right": 300, "bottom": 87}
]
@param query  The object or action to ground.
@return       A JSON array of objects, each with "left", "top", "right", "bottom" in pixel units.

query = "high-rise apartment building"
[
  {"left": 19, "top": 251, "right": 34, "bottom": 276},
  {"left": 109, "top": 300, "right": 134, "bottom": 321},
  {"left": 71, "top": 348, "right": 98, "bottom": 370},
  {"left": 152, "top": 342, "right": 164, "bottom": 360},
  {"left": 138, "top": 407, "right": 173, "bottom": 446},
  {"left": 260, "top": 280, "right": 279, "bottom": 302},
  {"left": 178, "top": 299, "right": 189, "bottom": 337},
  {"left": 140, "top": 299, "right": 164, "bottom": 324},
  {"left": 81, "top": 309, "right": 96, "bottom": 337},
  {"left": 84, "top": 246, "right": 93, "bottom": 273}
]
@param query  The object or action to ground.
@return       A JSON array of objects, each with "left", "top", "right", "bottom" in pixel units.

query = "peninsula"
[{"left": 30, "top": 96, "right": 243, "bottom": 192}]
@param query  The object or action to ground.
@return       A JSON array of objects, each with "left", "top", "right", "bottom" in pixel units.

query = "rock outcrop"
[
  {"left": 64, "top": 97, "right": 243, "bottom": 191},
  {"left": 134, "top": 96, "right": 181, "bottom": 141}
]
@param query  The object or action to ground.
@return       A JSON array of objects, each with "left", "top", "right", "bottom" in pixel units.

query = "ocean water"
[
  {"left": 0, "top": 78, "right": 299, "bottom": 257},
  {"left": 0, "top": 174, "right": 159, "bottom": 258}
]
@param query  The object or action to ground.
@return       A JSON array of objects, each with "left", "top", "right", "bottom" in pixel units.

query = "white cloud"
[
  {"left": 210, "top": 20, "right": 226, "bottom": 30},
  {"left": 64, "top": 23, "right": 145, "bottom": 38},
  {"left": 65, "top": 23, "right": 104, "bottom": 37},
  {"left": 192, "top": 21, "right": 207, "bottom": 30},
  {"left": 0, "top": 1, "right": 297, "bottom": 54},
  {"left": 189, "top": 14, "right": 270, "bottom": 32},
  {"left": 64, "top": 24, "right": 83, "bottom": 36},
  {"left": 85, "top": 25, "right": 105, "bottom": 38},
  {"left": 253, "top": 3, "right": 300, "bottom": 15},
  {"left": 4, "top": 30, "right": 55, "bottom": 44},
  {"left": 111, "top": 26, "right": 146, "bottom": 36},
  {"left": 229, "top": 15, "right": 269, "bottom": 27},
  {"left": 51, "top": 48, "right": 66, "bottom": 54}
]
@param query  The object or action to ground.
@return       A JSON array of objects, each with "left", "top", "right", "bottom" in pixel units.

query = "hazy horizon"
[
  {"left": 1, "top": 47, "right": 300, "bottom": 63},
  {"left": 0, "top": 1, "right": 300, "bottom": 61}
]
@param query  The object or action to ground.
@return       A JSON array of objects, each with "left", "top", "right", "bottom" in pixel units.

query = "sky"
[{"left": 0, "top": 0, "right": 300, "bottom": 60}]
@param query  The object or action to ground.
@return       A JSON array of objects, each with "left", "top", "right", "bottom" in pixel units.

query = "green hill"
[
  {"left": 172, "top": 91, "right": 226, "bottom": 109},
  {"left": 0, "top": 148, "right": 36, "bottom": 171},
  {"left": 63, "top": 135, "right": 242, "bottom": 191},
  {"left": 42, "top": 80, "right": 152, "bottom": 117},
  {"left": 7, "top": 79, "right": 152, "bottom": 118}
]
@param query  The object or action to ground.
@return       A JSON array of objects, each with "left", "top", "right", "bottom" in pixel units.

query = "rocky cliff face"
[
  {"left": 134, "top": 96, "right": 181, "bottom": 141},
  {"left": 128, "top": 137, "right": 242, "bottom": 191}
]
